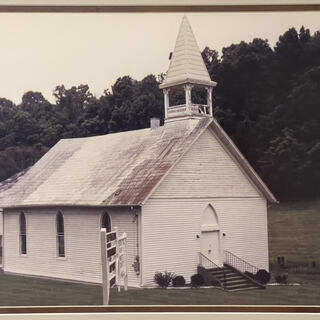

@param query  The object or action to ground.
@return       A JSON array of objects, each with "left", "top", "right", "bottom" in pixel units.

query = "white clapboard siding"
[
  {"left": 150, "top": 128, "right": 262, "bottom": 199},
  {"left": 141, "top": 127, "right": 269, "bottom": 286},
  {"left": 3, "top": 207, "right": 140, "bottom": 286},
  {"left": 108, "top": 207, "right": 140, "bottom": 286},
  {"left": 141, "top": 197, "right": 268, "bottom": 286}
]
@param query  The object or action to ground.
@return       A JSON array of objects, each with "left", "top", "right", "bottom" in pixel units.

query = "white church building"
[{"left": 0, "top": 16, "right": 277, "bottom": 289}]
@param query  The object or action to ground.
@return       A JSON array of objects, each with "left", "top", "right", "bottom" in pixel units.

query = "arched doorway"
[{"left": 200, "top": 205, "right": 223, "bottom": 267}]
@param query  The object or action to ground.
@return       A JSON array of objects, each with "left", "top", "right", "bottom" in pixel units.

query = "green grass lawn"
[
  {"left": 109, "top": 277, "right": 320, "bottom": 305},
  {"left": 0, "top": 274, "right": 102, "bottom": 306},
  {"left": 0, "top": 200, "right": 319, "bottom": 306},
  {"left": 0, "top": 272, "right": 319, "bottom": 306}
]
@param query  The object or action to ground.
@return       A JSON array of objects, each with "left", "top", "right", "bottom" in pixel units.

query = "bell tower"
[{"left": 160, "top": 16, "right": 217, "bottom": 122}]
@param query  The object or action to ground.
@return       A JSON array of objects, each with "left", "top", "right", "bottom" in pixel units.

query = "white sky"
[{"left": 1, "top": 12, "right": 320, "bottom": 104}]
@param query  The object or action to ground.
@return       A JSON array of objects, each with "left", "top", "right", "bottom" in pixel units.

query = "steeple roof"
[{"left": 160, "top": 16, "right": 216, "bottom": 89}]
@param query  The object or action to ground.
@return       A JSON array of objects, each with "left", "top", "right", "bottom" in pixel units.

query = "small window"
[
  {"left": 101, "top": 212, "right": 111, "bottom": 233},
  {"left": 56, "top": 212, "right": 65, "bottom": 257},
  {"left": 19, "top": 212, "right": 27, "bottom": 255}
]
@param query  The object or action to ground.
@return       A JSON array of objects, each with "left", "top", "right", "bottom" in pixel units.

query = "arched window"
[
  {"left": 101, "top": 212, "right": 111, "bottom": 232},
  {"left": 56, "top": 212, "right": 65, "bottom": 257},
  {"left": 19, "top": 212, "right": 27, "bottom": 254}
]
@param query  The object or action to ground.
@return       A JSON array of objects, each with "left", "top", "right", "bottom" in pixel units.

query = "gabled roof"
[
  {"left": 209, "top": 117, "right": 278, "bottom": 204},
  {"left": 160, "top": 16, "right": 216, "bottom": 89},
  {"left": 0, "top": 118, "right": 211, "bottom": 208},
  {"left": 0, "top": 117, "right": 277, "bottom": 209},
  {"left": 0, "top": 167, "right": 30, "bottom": 196}
]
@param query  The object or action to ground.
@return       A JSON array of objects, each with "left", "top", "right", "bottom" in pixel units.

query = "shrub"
[
  {"left": 154, "top": 271, "right": 174, "bottom": 288},
  {"left": 255, "top": 269, "right": 271, "bottom": 285},
  {"left": 244, "top": 271, "right": 255, "bottom": 279},
  {"left": 190, "top": 274, "right": 204, "bottom": 287},
  {"left": 275, "top": 274, "right": 288, "bottom": 284},
  {"left": 211, "top": 279, "right": 221, "bottom": 286},
  {"left": 172, "top": 275, "right": 186, "bottom": 287}
]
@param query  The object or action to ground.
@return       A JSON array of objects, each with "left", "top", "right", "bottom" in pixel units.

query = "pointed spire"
[{"left": 160, "top": 16, "right": 216, "bottom": 89}]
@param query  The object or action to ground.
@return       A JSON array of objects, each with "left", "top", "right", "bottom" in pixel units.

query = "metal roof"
[
  {"left": 0, "top": 115, "right": 278, "bottom": 208},
  {"left": 0, "top": 167, "right": 30, "bottom": 195},
  {"left": 0, "top": 118, "right": 212, "bottom": 208},
  {"left": 160, "top": 16, "right": 216, "bottom": 89}
]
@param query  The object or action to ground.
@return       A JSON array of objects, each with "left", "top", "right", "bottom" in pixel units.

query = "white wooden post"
[
  {"left": 184, "top": 84, "right": 193, "bottom": 114},
  {"left": 206, "top": 86, "right": 213, "bottom": 116},
  {"left": 114, "top": 227, "right": 120, "bottom": 293},
  {"left": 100, "top": 228, "right": 109, "bottom": 305},
  {"left": 123, "top": 232, "right": 128, "bottom": 291},
  {"left": 163, "top": 88, "right": 170, "bottom": 119}
]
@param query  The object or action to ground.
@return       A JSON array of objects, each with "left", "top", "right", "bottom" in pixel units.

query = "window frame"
[
  {"left": 101, "top": 212, "right": 112, "bottom": 233},
  {"left": 56, "top": 211, "right": 65, "bottom": 258},
  {"left": 19, "top": 212, "right": 27, "bottom": 255}
]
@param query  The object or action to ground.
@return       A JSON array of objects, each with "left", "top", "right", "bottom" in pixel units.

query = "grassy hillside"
[{"left": 268, "top": 200, "right": 320, "bottom": 264}]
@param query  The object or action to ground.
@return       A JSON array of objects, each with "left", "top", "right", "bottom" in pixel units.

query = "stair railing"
[
  {"left": 224, "top": 250, "right": 260, "bottom": 275},
  {"left": 198, "top": 252, "right": 226, "bottom": 288}
]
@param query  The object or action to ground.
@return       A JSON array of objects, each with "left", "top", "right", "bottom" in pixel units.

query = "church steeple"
[{"left": 160, "top": 16, "right": 217, "bottom": 121}]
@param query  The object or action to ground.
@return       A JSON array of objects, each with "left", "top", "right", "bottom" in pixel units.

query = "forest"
[{"left": 0, "top": 26, "right": 319, "bottom": 201}]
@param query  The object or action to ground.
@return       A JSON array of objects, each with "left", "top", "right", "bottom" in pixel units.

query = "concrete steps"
[{"left": 208, "top": 265, "right": 262, "bottom": 291}]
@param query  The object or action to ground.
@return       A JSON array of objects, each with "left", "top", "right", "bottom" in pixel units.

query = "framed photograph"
[{"left": 0, "top": 0, "right": 319, "bottom": 317}]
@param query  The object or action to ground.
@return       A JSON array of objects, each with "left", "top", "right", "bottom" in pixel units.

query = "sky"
[{"left": 1, "top": 11, "right": 320, "bottom": 104}]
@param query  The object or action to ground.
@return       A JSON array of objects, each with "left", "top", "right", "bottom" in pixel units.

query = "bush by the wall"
[
  {"left": 244, "top": 271, "right": 255, "bottom": 279},
  {"left": 275, "top": 274, "right": 288, "bottom": 284},
  {"left": 190, "top": 274, "right": 204, "bottom": 287},
  {"left": 172, "top": 275, "right": 186, "bottom": 287},
  {"left": 211, "top": 279, "right": 221, "bottom": 286},
  {"left": 255, "top": 269, "right": 271, "bottom": 285},
  {"left": 153, "top": 271, "right": 174, "bottom": 288}
]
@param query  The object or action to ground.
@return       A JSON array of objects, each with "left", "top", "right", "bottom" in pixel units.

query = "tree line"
[{"left": 0, "top": 26, "right": 319, "bottom": 201}]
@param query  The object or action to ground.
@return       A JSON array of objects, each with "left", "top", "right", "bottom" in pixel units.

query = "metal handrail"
[
  {"left": 224, "top": 250, "right": 260, "bottom": 275},
  {"left": 199, "top": 252, "right": 221, "bottom": 269},
  {"left": 198, "top": 252, "right": 226, "bottom": 288}
]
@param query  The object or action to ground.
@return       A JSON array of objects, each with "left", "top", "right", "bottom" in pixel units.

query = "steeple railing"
[
  {"left": 167, "top": 103, "right": 211, "bottom": 118},
  {"left": 191, "top": 104, "right": 210, "bottom": 115},
  {"left": 167, "top": 104, "right": 187, "bottom": 116}
]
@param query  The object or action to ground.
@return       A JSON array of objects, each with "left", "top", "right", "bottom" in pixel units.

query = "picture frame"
[{"left": 0, "top": 0, "right": 319, "bottom": 318}]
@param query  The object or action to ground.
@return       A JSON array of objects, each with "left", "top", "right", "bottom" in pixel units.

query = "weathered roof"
[
  {"left": 0, "top": 118, "right": 212, "bottom": 208},
  {"left": 0, "top": 167, "right": 30, "bottom": 195},
  {"left": 160, "top": 16, "right": 216, "bottom": 89},
  {"left": 0, "top": 116, "right": 277, "bottom": 208}
]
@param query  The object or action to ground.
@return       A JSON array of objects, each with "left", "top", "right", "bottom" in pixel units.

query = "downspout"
[{"left": 131, "top": 206, "right": 141, "bottom": 280}]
